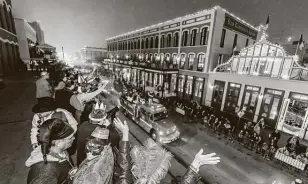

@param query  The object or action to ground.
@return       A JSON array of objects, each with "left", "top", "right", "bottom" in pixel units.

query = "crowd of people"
[{"left": 26, "top": 66, "right": 221, "bottom": 184}]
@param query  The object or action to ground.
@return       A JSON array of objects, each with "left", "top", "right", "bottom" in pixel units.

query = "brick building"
[
  {"left": 0, "top": 0, "right": 20, "bottom": 76},
  {"left": 105, "top": 6, "right": 263, "bottom": 103}
]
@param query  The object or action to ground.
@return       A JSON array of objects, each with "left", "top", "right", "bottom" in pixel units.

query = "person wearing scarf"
[
  {"left": 26, "top": 118, "right": 77, "bottom": 184},
  {"left": 76, "top": 101, "right": 120, "bottom": 166}
]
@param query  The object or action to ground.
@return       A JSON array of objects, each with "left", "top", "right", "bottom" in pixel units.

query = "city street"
[{"left": 109, "top": 82, "right": 304, "bottom": 184}]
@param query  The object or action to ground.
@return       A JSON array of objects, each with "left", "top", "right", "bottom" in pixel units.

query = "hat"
[
  {"left": 91, "top": 127, "right": 109, "bottom": 140},
  {"left": 41, "top": 71, "right": 48, "bottom": 77},
  {"left": 32, "top": 100, "right": 56, "bottom": 113},
  {"left": 89, "top": 102, "right": 107, "bottom": 122}
]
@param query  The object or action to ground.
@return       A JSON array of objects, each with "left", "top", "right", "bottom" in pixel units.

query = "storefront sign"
[{"left": 223, "top": 14, "right": 258, "bottom": 40}]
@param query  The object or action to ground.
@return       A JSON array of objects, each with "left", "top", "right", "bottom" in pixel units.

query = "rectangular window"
[
  {"left": 190, "top": 29, "right": 197, "bottom": 46},
  {"left": 224, "top": 82, "right": 241, "bottom": 113},
  {"left": 233, "top": 34, "right": 238, "bottom": 48},
  {"left": 197, "top": 54, "right": 205, "bottom": 71},
  {"left": 245, "top": 38, "right": 249, "bottom": 47},
  {"left": 188, "top": 54, "right": 194, "bottom": 70},
  {"left": 182, "top": 31, "right": 188, "bottom": 46},
  {"left": 145, "top": 38, "right": 149, "bottom": 49},
  {"left": 220, "top": 29, "right": 226, "bottom": 48},
  {"left": 200, "top": 27, "right": 208, "bottom": 45}
]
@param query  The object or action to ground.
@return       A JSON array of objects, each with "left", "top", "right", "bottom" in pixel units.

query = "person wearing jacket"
[
  {"left": 76, "top": 101, "right": 121, "bottom": 166},
  {"left": 31, "top": 100, "right": 78, "bottom": 149},
  {"left": 26, "top": 118, "right": 77, "bottom": 184}
]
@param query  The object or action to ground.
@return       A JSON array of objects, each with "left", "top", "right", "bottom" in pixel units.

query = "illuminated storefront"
[{"left": 207, "top": 36, "right": 308, "bottom": 130}]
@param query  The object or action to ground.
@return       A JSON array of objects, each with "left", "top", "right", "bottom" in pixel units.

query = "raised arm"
[
  {"left": 178, "top": 149, "right": 220, "bottom": 184},
  {"left": 114, "top": 117, "right": 133, "bottom": 184},
  {"left": 77, "top": 82, "right": 110, "bottom": 102}
]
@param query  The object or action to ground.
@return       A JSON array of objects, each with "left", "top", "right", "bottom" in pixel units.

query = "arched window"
[
  {"left": 149, "top": 53, "right": 153, "bottom": 61},
  {"left": 182, "top": 31, "right": 188, "bottom": 46},
  {"left": 165, "top": 53, "right": 170, "bottom": 61},
  {"left": 150, "top": 37, "right": 154, "bottom": 48},
  {"left": 167, "top": 34, "right": 172, "bottom": 47},
  {"left": 137, "top": 39, "right": 140, "bottom": 49},
  {"left": 134, "top": 40, "right": 137, "bottom": 49},
  {"left": 173, "top": 32, "right": 179, "bottom": 47},
  {"left": 200, "top": 27, "right": 208, "bottom": 45},
  {"left": 160, "top": 53, "right": 164, "bottom": 62},
  {"left": 188, "top": 53, "right": 195, "bottom": 70},
  {"left": 172, "top": 53, "right": 178, "bottom": 65},
  {"left": 197, "top": 53, "right": 206, "bottom": 71},
  {"left": 141, "top": 39, "right": 144, "bottom": 49},
  {"left": 190, "top": 29, "right": 197, "bottom": 46},
  {"left": 155, "top": 36, "right": 159, "bottom": 48},
  {"left": 130, "top": 41, "right": 134, "bottom": 50},
  {"left": 145, "top": 38, "right": 149, "bottom": 49},
  {"left": 180, "top": 54, "right": 186, "bottom": 69},
  {"left": 160, "top": 35, "right": 165, "bottom": 48}
]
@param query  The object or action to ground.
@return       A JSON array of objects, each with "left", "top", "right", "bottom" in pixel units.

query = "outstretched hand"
[
  {"left": 114, "top": 117, "right": 129, "bottom": 141},
  {"left": 191, "top": 149, "right": 220, "bottom": 171}
]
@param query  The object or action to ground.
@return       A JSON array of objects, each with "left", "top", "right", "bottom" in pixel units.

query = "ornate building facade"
[
  {"left": 0, "top": 0, "right": 20, "bottom": 76},
  {"left": 105, "top": 6, "right": 263, "bottom": 103}
]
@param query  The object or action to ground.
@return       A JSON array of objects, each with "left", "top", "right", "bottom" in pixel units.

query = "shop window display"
[
  {"left": 241, "top": 86, "right": 260, "bottom": 120},
  {"left": 278, "top": 93, "right": 308, "bottom": 140}
]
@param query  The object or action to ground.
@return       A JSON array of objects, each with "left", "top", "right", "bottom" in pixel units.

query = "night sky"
[{"left": 12, "top": 0, "right": 308, "bottom": 55}]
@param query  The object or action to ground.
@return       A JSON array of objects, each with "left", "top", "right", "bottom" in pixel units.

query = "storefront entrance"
[
  {"left": 259, "top": 88, "right": 284, "bottom": 128},
  {"left": 224, "top": 82, "right": 241, "bottom": 113},
  {"left": 212, "top": 80, "right": 225, "bottom": 110},
  {"left": 241, "top": 85, "right": 260, "bottom": 120}
]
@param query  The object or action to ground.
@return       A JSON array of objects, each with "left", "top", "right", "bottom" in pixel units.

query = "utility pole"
[{"left": 62, "top": 47, "right": 64, "bottom": 61}]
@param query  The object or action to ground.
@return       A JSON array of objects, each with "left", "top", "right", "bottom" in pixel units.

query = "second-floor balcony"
[{"left": 104, "top": 58, "right": 179, "bottom": 71}]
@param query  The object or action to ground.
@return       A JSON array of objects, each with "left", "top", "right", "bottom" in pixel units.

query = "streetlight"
[{"left": 287, "top": 37, "right": 292, "bottom": 42}]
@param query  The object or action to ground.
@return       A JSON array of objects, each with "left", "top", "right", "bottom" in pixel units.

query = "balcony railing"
[{"left": 104, "top": 59, "right": 179, "bottom": 71}]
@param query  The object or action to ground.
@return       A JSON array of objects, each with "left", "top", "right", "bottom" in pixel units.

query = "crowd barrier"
[{"left": 275, "top": 152, "right": 307, "bottom": 171}]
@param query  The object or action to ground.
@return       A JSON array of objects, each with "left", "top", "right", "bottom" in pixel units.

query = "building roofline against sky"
[
  {"left": 106, "top": 5, "right": 261, "bottom": 41},
  {"left": 14, "top": 18, "right": 37, "bottom": 34}
]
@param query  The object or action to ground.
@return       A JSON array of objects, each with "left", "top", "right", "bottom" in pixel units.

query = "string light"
[{"left": 106, "top": 5, "right": 258, "bottom": 41}]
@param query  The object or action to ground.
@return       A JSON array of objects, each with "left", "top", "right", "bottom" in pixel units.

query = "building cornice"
[{"left": 106, "top": 5, "right": 258, "bottom": 41}]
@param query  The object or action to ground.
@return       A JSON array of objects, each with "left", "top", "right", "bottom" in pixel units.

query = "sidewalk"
[
  {"left": 169, "top": 111, "right": 307, "bottom": 183},
  {"left": 0, "top": 72, "right": 35, "bottom": 184}
]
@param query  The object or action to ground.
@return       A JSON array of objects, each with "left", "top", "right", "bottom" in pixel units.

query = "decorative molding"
[{"left": 0, "top": 37, "right": 18, "bottom": 45}]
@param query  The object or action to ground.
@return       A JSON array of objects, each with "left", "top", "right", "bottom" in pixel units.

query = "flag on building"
[
  {"left": 264, "top": 15, "right": 270, "bottom": 30},
  {"left": 299, "top": 34, "right": 305, "bottom": 50}
]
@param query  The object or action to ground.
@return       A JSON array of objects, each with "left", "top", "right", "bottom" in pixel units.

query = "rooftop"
[{"left": 107, "top": 5, "right": 261, "bottom": 41}]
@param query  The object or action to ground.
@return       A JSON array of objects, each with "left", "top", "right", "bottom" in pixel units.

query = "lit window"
[
  {"left": 180, "top": 54, "right": 186, "bottom": 69},
  {"left": 166, "top": 54, "right": 170, "bottom": 61},
  {"left": 197, "top": 54, "right": 205, "bottom": 71},
  {"left": 188, "top": 54, "right": 195, "bottom": 70},
  {"left": 172, "top": 54, "right": 178, "bottom": 65}
]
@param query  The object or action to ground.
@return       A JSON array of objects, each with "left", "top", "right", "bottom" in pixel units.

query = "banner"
[{"left": 224, "top": 14, "right": 258, "bottom": 40}]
